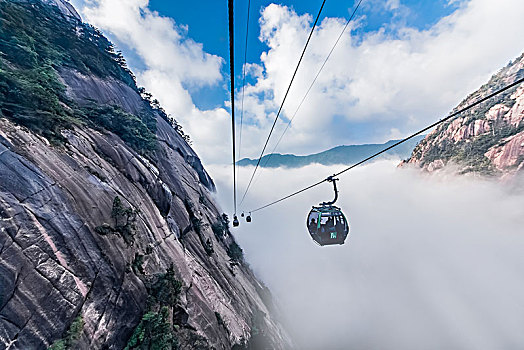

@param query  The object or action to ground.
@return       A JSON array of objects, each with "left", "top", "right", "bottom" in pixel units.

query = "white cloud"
[
  {"left": 71, "top": 0, "right": 235, "bottom": 164},
  {"left": 240, "top": 0, "right": 524, "bottom": 157},
  {"left": 70, "top": 0, "right": 524, "bottom": 165},
  {"left": 386, "top": 0, "right": 401, "bottom": 10},
  {"left": 210, "top": 160, "right": 524, "bottom": 349},
  {"left": 80, "top": 0, "right": 222, "bottom": 86}
]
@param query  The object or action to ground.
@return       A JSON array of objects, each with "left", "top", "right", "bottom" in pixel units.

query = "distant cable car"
[
  {"left": 233, "top": 215, "right": 239, "bottom": 227},
  {"left": 246, "top": 213, "right": 252, "bottom": 222},
  {"left": 306, "top": 176, "right": 349, "bottom": 246}
]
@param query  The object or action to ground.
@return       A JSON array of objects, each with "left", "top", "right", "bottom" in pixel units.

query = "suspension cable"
[
  {"left": 238, "top": 0, "right": 251, "bottom": 169},
  {"left": 239, "top": 0, "right": 328, "bottom": 207},
  {"left": 261, "top": 0, "right": 364, "bottom": 169},
  {"left": 248, "top": 76, "right": 524, "bottom": 213},
  {"left": 228, "top": 0, "right": 237, "bottom": 214}
]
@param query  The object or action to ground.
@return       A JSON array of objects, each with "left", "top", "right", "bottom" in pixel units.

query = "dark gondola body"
[
  {"left": 307, "top": 205, "right": 349, "bottom": 246},
  {"left": 306, "top": 176, "right": 349, "bottom": 246}
]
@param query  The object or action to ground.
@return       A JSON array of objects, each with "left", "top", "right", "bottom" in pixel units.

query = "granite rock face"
[
  {"left": 404, "top": 53, "right": 524, "bottom": 177},
  {"left": 41, "top": 0, "right": 80, "bottom": 20},
  {"left": 0, "top": 0, "right": 289, "bottom": 348},
  {"left": 0, "top": 115, "right": 289, "bottom": 349},
  {"left": 57, "top": 67, "right": 216, "bottom": 192}
]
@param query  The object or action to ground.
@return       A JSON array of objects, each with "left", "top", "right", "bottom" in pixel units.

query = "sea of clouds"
[{"left": 210, "top": 160, "right": 524, "bottom": 349}]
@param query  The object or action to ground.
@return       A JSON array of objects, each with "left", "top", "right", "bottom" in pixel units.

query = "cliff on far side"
[{"left": 404, "top": 52, "right": 524, "bottom": 177}]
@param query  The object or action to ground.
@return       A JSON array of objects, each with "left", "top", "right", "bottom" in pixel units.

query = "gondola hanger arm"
[{"left": 321, "top": 175, "right": 339, "bottom": 206}]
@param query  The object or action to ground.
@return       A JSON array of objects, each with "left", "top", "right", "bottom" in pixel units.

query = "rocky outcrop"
[
  {"left": 58, "top": 68, "right": 145, "bottom": 116},
  {"left": 54, "top": 30, "right": 215, "bottom": 192},
  {"left": 57, "top": 67, "right": 215, "bottom": 192},
  {"left": 41, "top": 0, "right": 80, "bottom": 21},
  {"left": 404, "top": 52, "right": 524, "bottom": 177},
  {"left": 485, "top": 128, "right": 524, "bottom": 172}
]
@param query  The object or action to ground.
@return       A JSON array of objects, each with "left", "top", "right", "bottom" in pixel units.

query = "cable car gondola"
[{"left": 306, "top": 176, "right": 349, "bottom": 246}]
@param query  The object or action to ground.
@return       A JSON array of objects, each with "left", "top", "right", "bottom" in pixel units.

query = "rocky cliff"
[
  {"left": 404, "top": 52, "right": 524, "bottom": 177},
  {"left": 0, "top": 1, "right": 290, "bottom": 349}
]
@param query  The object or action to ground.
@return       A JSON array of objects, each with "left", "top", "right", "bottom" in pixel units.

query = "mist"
[{"left": 209, "top": 161, "right": 524, "bottom": 349}]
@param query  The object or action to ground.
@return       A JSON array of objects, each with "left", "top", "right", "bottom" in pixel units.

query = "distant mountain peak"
[{"left": 237, "top": 136, "right": 425, "bottom": 168}]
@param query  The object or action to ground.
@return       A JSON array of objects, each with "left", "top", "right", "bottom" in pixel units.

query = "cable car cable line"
[
  {"left": 260, "top": 0, "right": 364, "bottom": 172},
  {"left": 248, "top": 76, "right": 524, "bottom": 214},
  {"left": 239, "top": 0, "right": 328, "bottom": 207},
  {"left": 228, "top": 0, "right": 239, "bottom": 226},
  {"left": 237, "top": 0, "right": 251, "bottom": 175},
  {"left": 240, "top": 0, "right": 364, "bottom": 199}
]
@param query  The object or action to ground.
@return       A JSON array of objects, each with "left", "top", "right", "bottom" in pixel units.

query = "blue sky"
[
  {"left": 146, "top": 0, "right": 460, "bottom": 110},
  {"left": 148, "top": 0, "right": 460, "bottom": 64},
  {"left": 71, "top": 0, "right": 524, "bottom": 165}
]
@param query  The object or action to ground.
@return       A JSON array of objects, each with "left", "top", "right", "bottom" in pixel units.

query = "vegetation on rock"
[
  {"left": 0, "top": 0, "right": 135, "bottom": 141},
  {"left": 79, "top": 104, "right": 157, "bottom": 154},
  {"left": 125, "top": 307, "right": 177, "bottom": 350},
  {"left": 125, "top": 266, "right": 182, "bottom": 350},
  {"left": 0, "top": 0, "right": 189, "bottom": 152},
  {"left": 95, "top": 196, "right": 139, "bottom": 246},
  {"left": 212, "top": 214, "right": 244, "bottom": 262},
  {"left": 48, "top": 316, "right": 84, "bottom": 350}
]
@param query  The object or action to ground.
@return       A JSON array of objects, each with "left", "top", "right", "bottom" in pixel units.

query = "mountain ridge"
[{"left": 238, "top": 136, "right": 425, "bottom": 168}]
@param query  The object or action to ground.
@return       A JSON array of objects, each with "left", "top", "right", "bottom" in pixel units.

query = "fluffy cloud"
[
  {"left": 210, "top": 160, "right": 524, "bottom": 349},
  {"left": 79, "top": 0, "right": 222, "bottom": 86},
  {"left": 240, "top": 0, "right": 524, "bottom": 157},
  {"left": 70, "top": 0, "right": 524, "bottom": 165},
  {"left": 71, "top": 0, "right": 236, "bottom": 163}
]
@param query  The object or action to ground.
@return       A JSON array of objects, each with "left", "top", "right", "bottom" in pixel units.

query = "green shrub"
[
  {"left": 204, "top": 237, "right": 214, "bottom": 256},
  {"left": 48, "top": 340, "right": 66, "bottom": 350},
  {"left": 95, "top": 196, "right": 139, "bottom": 246},
  {"left": 148, "top": 266, "right": 182, "bottom": 307},
  {"left": 125, "top": 267, "right": 182, "bottom": 350},
  {"left": 227, "top": 241, "right": 244, "bottom": 263},
  {"left": 211, "top": 214, "right": 230, "bottom": 240},
  {"left": 111, "top": 196, "right": 139, "bottom": 246},
  {"left": 132, "top": 253, "right": 145, "bottom": 275},
  {"left": 79, "top": 104, "right": 157, "bottom": 154},
  {"left": 48, "top": 316, "right": 84, "bottom": 350},
  {"left": 190, "top": 216, "right": 203, "bottom": 235},
  {"left": 211, "top": 221, "right": 225, "bottom": 239},
  {"left": 124, "top": 307, "right": 178, "bottom": 350}
]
